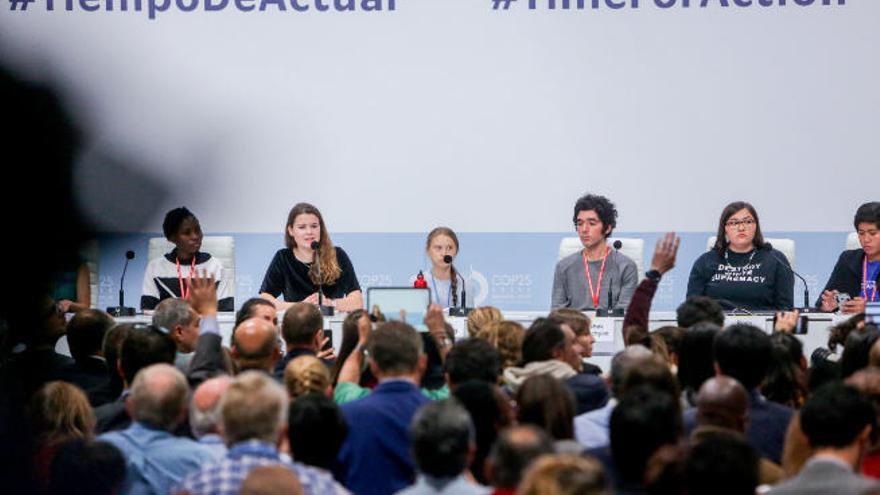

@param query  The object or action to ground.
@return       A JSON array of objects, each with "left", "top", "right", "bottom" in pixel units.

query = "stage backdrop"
[{"left": 0, "top": 0, "right": 874, "bottom": 310}]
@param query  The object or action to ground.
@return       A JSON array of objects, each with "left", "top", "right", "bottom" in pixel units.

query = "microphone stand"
[
  {"left": 448, "top": 266, "right": 472, "bottom": 317},
  {"left": 312, "top": 243, "right": 334, "bottom": 316},
  {"left": 107, "top": 251, "right": 136, "bottom": 317}
]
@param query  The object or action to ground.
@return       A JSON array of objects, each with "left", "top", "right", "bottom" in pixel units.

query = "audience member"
[
  {"left": 287, "top": 393, "right": 348, "bottom": 471},
  {"left": 769, "top": 383, "right": 880, "bottom": 495},
  {"left": 675, "top": 296, "right": 724, "bottom": 329},
  {"left": 485, "top": 425, "right": 554, "bottom": 495},
  {"left": 177, "top": 371, "right": 344, "bottom": 495},
  {"left": 284, "top": 355, "right": 332, "bottom": 399},
  {"left": 685, "top": 435, "right": 760, "bottom": 495},
  {"left": 467, "top": 306, "right": 503, "bottom": 338},
  {"left": 60, "top": 309, "right": 115, "bottom": 406},
  {"left": 517, "top": 454, "right": 608, "bottom": 495},
  {"left": 100, "top": 364, "right": 216, "bottom": 494},
  {"left": 190, "top": 375, "right": 232, "bottom": 459},
  {"left": 763, "top": 332, "right": 808, "bottom": 408},
  {"left": 231, "top": 317, "right": 281, "bottom": 374},
  {"left": 453, "top": 380, "right": 514, "bottom": 484},
  {"left": 676, "top": 322, "right": 721, "bottom": 406},
  {"left": 515, "top": 375, "right": 580, "bottom": 454},
  {"left": 276, "top": 303, "right": 329, "bottom": 380},
  {"left": 502, "top": 318, "right": 608, "bottom": 415},
  {"left": 475, "top": 320, "right": 525, "bottom": 370},
  {"left": 240, "top": 465, "right": 303, "bottom": 495},
  {"left": 548, "top": 308, "right": 600, "bottom": 374},
  {"left": 398, "top": 399, "right": 485, "bottom": 495},
  {"left": 235, "top": 297, "right": 279, "bottom": 329},
  {"left": 152, "top": 298, "right": 201, "bottom": 373},
  {"left": 49, "top": 439, "right": 126, "bottom": 495},
  {"left": 444, "top": 338, "right": 501, "bottom": 389}
]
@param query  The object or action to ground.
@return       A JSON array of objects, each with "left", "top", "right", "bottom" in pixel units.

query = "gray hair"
[
  {"left": 129, "top": 363, "right": 189, "bottom": 431},
  {"left": 610, "top": 345, "right": 654, "bottom": 398},
  {"left": 190, "top": 376, "right": 232, "bottom": 438},
  {"left": 152, "top": 299, "right": 196, "bottom": 331},
  {"left": 220, "top": 371, "right": 289, "bottom": 445}
]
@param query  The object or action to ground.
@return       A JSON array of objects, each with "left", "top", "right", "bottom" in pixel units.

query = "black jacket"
[{"left": 816, "top": 249, "right": 879, "bottom": 307}]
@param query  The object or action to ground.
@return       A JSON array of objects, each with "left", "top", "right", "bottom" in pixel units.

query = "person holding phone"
[{"left": 817, "top": 202, "right": 880, "bottom": 314}]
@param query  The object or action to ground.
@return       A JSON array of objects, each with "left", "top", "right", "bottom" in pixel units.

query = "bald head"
[
  {"left": 695, "top": 376, "right": 749, "bottom": 432},
  {"left": 190, "top": 375, "right": 232, "bottom": 438},
  {"left": 129, "top": 363, "right": 189, "bottom": 431},
  {"left": 233, "top": 318, "right": 280, "bottom": 372}
]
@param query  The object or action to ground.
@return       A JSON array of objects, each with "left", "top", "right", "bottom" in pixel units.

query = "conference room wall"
[
  {"left": 1, "top": 2, "right": 877, "bottom": 238},
  {"left": 95, "top": 231, "right": 850, "bottom": 312}
]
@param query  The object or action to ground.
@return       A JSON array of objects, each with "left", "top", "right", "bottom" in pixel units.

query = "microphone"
[
  {"left": 310, "top": 241, "right": 333, "bottom": 316},
  {"left": 597, "top": 240, "right": 625, "bottom": 317},
  {"left": 446, "top": 254, "right": 472, "bottom": 317},
  {"left": 107, "top": 250, "right": 136, "bottom": 317},
  {"left": 717, "top": 298, "right": 754, "bottom": 315},
  {"left": 763, "top": 242, "right": 813, "bottom": 312}
]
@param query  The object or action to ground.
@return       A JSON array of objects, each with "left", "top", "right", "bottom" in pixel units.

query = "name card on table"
[{"left": 591, "top": 318, "right": 615, "bottom": 343}]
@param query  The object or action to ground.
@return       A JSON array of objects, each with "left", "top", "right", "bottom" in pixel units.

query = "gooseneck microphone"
[
  {"left": 445, "top": 254, "right": 472, "bottom": 317},
  {"left": 763, "top": 242, "right": 813, "bottom": 312},
  {"left": 597, "top": 241, "right": 625, "bottom": 317},
  {"left": 311, "top": 241, "right": 334, "bottom": 316},
  {"left": 107, "top": 250, "right": 136, "bottom": 317}
]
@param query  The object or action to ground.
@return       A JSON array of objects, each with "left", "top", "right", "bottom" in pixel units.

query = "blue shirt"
[
  {"left": 177, "top": 439, "right": 346, "bottom": 495},
  {"left": 100, "top": 422, "right": 217, "bottom": 495},
  {"left": 864, "top": 260, "right": 880, "bottom": 301},
  {"left": 574, "top": 399, "right": 616, "bottom": 449}
]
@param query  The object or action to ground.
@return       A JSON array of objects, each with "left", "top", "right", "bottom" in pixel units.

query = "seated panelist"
[
  {"left": 259, "top": 203, "right": 363, "bottom": 312},
  {"left": 686, "top": 201, "right": 793, "bottom": 311},
  {"left": 818, "top": 202, "right": 880, "bottom": 314},
  {"left": 552, "top": 193, "right": 638, "bottom": 311},
  {"left": 141, "top": 207, "right": 233, "bottom": 311}
]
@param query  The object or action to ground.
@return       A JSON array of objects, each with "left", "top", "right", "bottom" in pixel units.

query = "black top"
[
  {"left": 259, "top": 246, "right": 361, "bottom": 302},
  {"left": 816, "top": 249, "right": 879, "bottom": 306},
  {"left": 686, "top": 246, "right": 794, "bottom": 311}
]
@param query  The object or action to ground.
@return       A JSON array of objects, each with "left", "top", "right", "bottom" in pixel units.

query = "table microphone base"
[
  {"left": 449, "top": 306, "right": 472, "bottom": 317},
  {"left": 595, "top": 308, "right": 624, "bottom": 317},
  {"left": 319, "top": 305, "right": 335, "bottom": 316},
  {"left": 107, "top": 306, "right": 136, "bottom": 317}
]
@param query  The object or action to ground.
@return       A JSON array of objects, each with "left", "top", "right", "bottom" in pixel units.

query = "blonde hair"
[
  {"left": 476, "top": 320, "right": 525, "bottom": 370},
  {"left": 517, "top": 454, "right": 608, "bottom": 495},
  {"left": 284, "top": 355, "right": 331, "bottom": 399},
  {"left": 467, "top": 306, "right": 503, "bottom": 338},
  {"left": 221, "top": 371, "right": 289, "bottom": 445},
  {"left": 28, "top": 381, "right": 95, "bottom": 445}
]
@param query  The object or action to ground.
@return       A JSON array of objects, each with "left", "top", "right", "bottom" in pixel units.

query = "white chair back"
[{"left": 846, "top": 232, "right": 860, "bottom": 251}]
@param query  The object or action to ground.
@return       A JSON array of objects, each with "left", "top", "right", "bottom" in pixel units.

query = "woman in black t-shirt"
[
  {"left": 259, "top": 203, "right": 363, "bottom": 312},
  {"left": 686, "top": 201, "right": 794, "bottom": 311}
]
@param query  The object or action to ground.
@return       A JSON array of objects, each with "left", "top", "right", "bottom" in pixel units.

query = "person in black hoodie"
[
  {"left": 818, "top": 202, "right": 880, "bottom": 314},
  {"left": 687, "top": 201, "right": 794, "bottom": 311}
]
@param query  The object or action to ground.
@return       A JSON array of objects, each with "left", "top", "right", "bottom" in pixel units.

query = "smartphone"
[
  {"left": 772, "top": 314, "right": 809, "bottom": 335},
  {"left": 836, "top": 293, "right": 852, "bottom": 308},
  {"left": 322, "top": 329, "right": 333, "bottom": 351}
]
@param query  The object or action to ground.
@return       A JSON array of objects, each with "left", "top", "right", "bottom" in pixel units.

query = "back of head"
[
  {"left": 521, "top": 319, "right": 565, "bottom": 365},
  {"left": 190, "top": 375, "right": 232, "bottom": 438},
  {"left": 841, "top": 325, "right": 880, "bottom": 379},
  {"left": 28, "top": 381, "right": 95, "bottom": 444},
  {"left": 444, "top": 338, "right": 501, "bottom": 387},
  {"left": 221, "top": 371, "right": 289, "bottom": 446},
  {"left": 466, "top": 306, "right": 503, "bottom": 338},
  {"left": 119, "top": 325, "right": 176, "bottom": 385},
  {"left": 66, "top": 309, "right": 114, "bottom": 362},
  {"left": 282, "top": 303, "right": 323, "bottom": 347},
  {"left": 410, "top": 399, "right": 474, "bottom": 478},
  {"left": 488, "top": 425, "right": 554, "bottom": 490},
  {"left": 240, "top": 465, "right": 303, "bottom": 495},
  {"left": 129, "top": 363, "right": 189, "bottom": 431},
  {"left": 685, "top": 434, "right": 759, "bottom": 495},
  {"left": 452, "top": 381, "right": 513, "bottom": 484},
  {"left": 50, "top": 439, "right": 126, "bottom": 495},
  {"left": 763, "top": 332, "right": 807, "bottom": 407},
  {"left": 548, "top": 308, "right": 591, "bottom": 337},
  {"left": 475, "top": 320, "right": 524, "bottom": 370},
  {"left": 515, "top": 375, "right": 576, "bottom": 441},
  {"left": 609, "top": 346, "right": 654, "bottom": 398},
  {"left": 695, "top": 376, "right": 749, "bottom": 431},
  {"left": 800, "top": 382, "right": 876, "bottom": 450},
  {"left": 518, "top": 454, "right": 609, "bottom": 495},
  {"left": 367, "top": 321, "right": 423, "bottom": 376},
  {"left": 288, "top": 393, "right": 348, "bottom": 470},
  {"left": 152, "top": 298, "right": 196, "bottom": 331},
  {"left": 713, "top": 323, "right": 771, "bottom": 390},
  {"left": 232, "top": 318, "right": 279, "bottom": 372},
  {"left": 651, "top": 326, "right": 685, "bottom": 360},
  {"left": 610, "top": 385, "right": 682, "bottom": 485},
  {"left": 619, "top": 354, "right": 680, "bottom": 408},
  {"left": 284, "top": 355, "right": 331, "bottom": 399},
  {"left": 677, "top": 322, "right": 721, "bottom": 395},
  {"left": 676, "top": 296, "right": 724, "bottom": 329}
]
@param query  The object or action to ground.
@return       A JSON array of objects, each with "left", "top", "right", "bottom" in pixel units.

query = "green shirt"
[{"left": 333, "top": 381, "right": 449, "bottom": 405}]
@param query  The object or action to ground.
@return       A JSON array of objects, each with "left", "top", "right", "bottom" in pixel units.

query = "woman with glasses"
[{"left": 686, "top": 201, "right": 794, "bottom": 311}]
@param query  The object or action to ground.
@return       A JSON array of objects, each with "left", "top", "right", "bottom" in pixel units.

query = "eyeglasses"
[{"left": 725, "top": 218, "right": 756, "bottom": 229}]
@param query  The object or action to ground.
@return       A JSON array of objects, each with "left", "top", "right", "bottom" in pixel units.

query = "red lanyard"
[
  {"left": 582, "top": 247, "right": 609, "bottom": 308},
  {"left": 864, "top": 255, "right": 878, "bottom": 302},
  {"left": 176, "top": 257, "right": 196, "bottom": 299}
]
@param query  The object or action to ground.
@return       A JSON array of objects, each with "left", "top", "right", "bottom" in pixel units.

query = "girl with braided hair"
[{"left": 423, "top": 227, "right": 474, "bottom": 310}]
